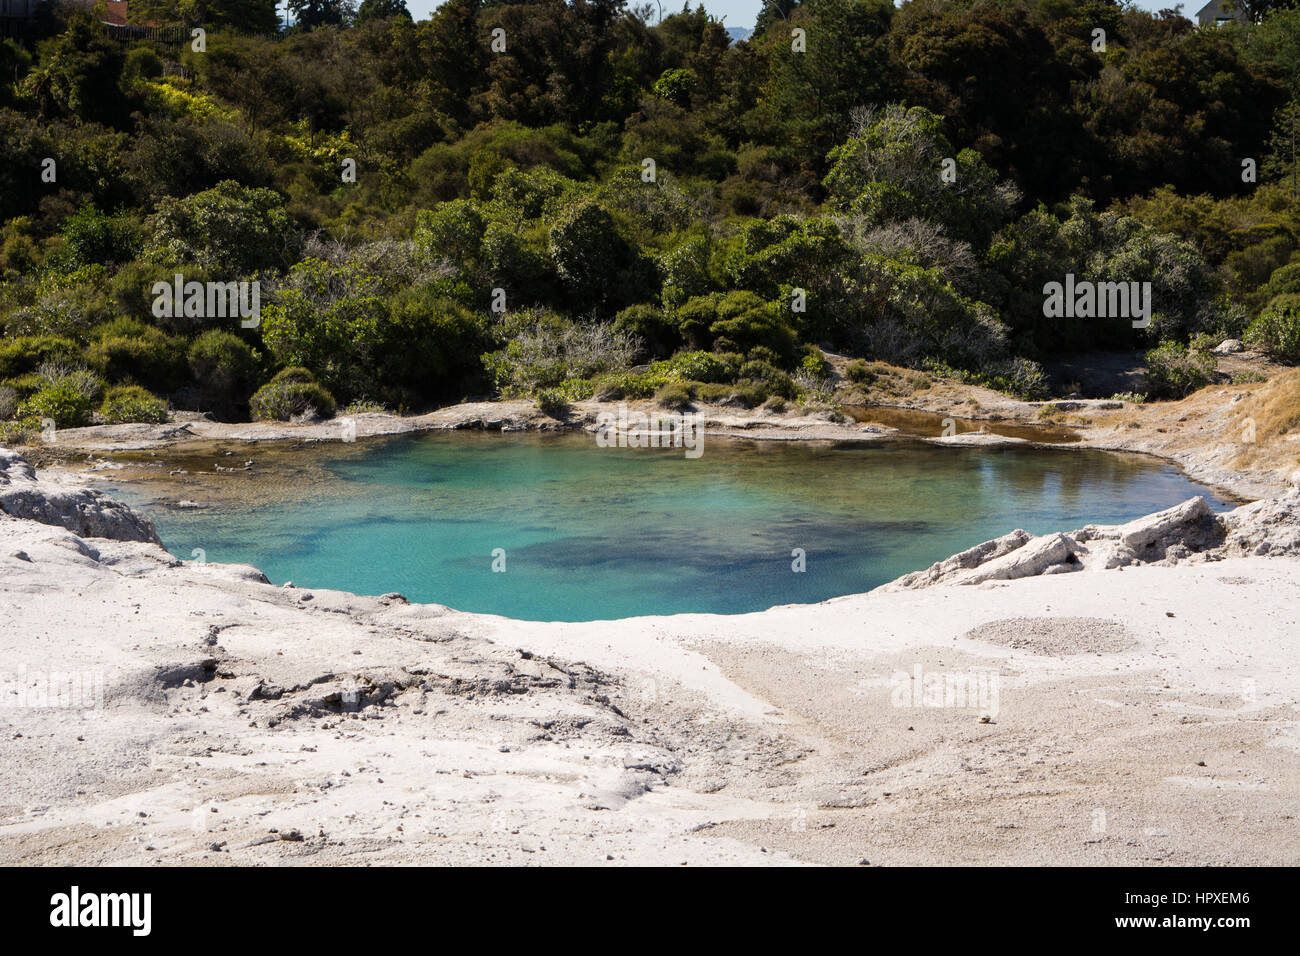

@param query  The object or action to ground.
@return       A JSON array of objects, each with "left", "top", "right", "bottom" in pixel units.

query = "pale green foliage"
[
  {"left": 145, "top": 180, "right": 300, "bottom": 274},
  {"left": 483, "top": 309, "right": 642, "bottom": 394}
]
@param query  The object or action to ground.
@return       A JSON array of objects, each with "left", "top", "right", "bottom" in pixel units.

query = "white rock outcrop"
[
  {"left": 0, "top": 448, "right": 160, "bottom": 544},
  {"left": 884, "top": 487, "right": 1299, "bottom": 590}
]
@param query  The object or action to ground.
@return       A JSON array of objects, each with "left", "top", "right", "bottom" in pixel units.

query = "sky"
[{"left": 395, "top": 0, "right": 1186, "bottom": 30}]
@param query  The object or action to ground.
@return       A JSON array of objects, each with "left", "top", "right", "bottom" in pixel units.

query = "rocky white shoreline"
[{"left": 1, "top": 449, "right": 1297, "bottom": 865}]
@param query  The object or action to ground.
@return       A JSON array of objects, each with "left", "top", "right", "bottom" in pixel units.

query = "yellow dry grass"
[{"left": 1227, "top": 369, "right": 1300, "bottom": 471}]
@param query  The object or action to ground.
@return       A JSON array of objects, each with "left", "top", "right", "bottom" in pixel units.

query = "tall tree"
[
  {"left": 356, "top": 0, "right": 411, "bottom": 23},
  {"left": 288, "top": 0, "right": 356, "bottom": 30}
]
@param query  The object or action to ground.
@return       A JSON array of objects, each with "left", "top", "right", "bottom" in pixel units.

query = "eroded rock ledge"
[
  {"left": 885, "top": 476, "right": 1300, "bottom": 590},
  {"left": 0, "top": 448, "right": 160, "bottom": 544}
]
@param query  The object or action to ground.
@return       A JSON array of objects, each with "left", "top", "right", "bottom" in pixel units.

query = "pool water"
[{"left": 115, "top": 432, "right": 1236, "bottom": 621}]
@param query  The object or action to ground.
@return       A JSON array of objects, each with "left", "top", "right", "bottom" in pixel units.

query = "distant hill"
[{"left": 725, "top": 26, "right": 751, "bottom": 44}]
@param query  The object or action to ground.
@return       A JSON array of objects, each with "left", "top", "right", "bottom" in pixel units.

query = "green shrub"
[
  {"left": 0, "top": 335, "right": 80, "bottom": 380},
  {"left": 800, "top": 347, "right": 832, "bottom": 379},
  {"left": 649, "top": 349, "right": 733, "bottom": 385},
  {"left": 84, "top": 319, "right": 187, "bottom": 391},
  {"left": 145, "top": 181, "right": 300, "bottom": 274},
  {"left": 122, "top": 45, "right": 163, "bottom": 84},
  {"left": 982, "top": 357, "right": 1048, "bottom": 401},
  {"left": 1263, "top": 263, "right": 1300, "bottom": 299},
  {"left": 55, "top": 203, "right": 140, "bottom": 270},
  {"left": 593, "top": 371, "right": 658, "bottom": 399},
  {"left": 738, "top": 359, "right": 796, "bottom": 400},
  {"left": 1110, "top": 391, "right": 1147, "bottom": 404},
  {"left": 266, "top": 366, "right": 315, "bottom": 385},
  {"left": 0, "top": 420, "right": 37, "bottom": 444},
  {"left": 1245, "top": 294, "right": 1300, "bottom": 360},
  {"left": 1144, "top": 341, "right": 1217, "bottom": 399},
  {"left": 694, "top": 382, "right": 763, "bottom": 407},
  {"left": 99, "top": 385, "right": 168, "bottom": 424},
  {"left": 554, "top": 378, "right": 595, "bottom": 401},
  {"left": 655, "top": 383, "right": 694, "bottom": 410},
  {"left": 249, "top": 368, "right": 336, "bottom": 420},
  {"left": 700, "top": 291, "right": 796, "bottom": 363},
  {"left": 612, "top": 303, "right": 676, "bottom": 359},
  {"left": 340, "top": 399, "right": 390, "bottom": 415},
  {"left": 0, "top": 384, "right": 17, "bottom": 420},
  {"left": 20, "top": 376, "right": 101, "bottom": 428},
  {"left": 594, "top": 380, "right": 624, "bottom": 401},
  {"left": 109, "top": 261, "right": 168, "bottom": 323},
  {"left": 188, "top": 329, "right": 261, "bottom": 418},
  {"left": 3, "top": 373, "right": 43, "bottom": 399},
  {"left": 762, "top": 395, "right": 787, "bottom": 413},
  {"left": 844, "top": 359, "right": 877, "bottom": 385},
  {"left": 1, "top": 231, "right": 39, "bottom": 273},
  {"left": 536, "top": 387, "right": 569, "bottom": 418}
]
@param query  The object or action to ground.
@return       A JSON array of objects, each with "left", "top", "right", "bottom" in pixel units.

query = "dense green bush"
[
  {"left": 2, "top": 373, "right": 43, "bottom": 400},
  {"left": 187, "top": 329, "right": 261, "bottom": 419},
  {"left": 738, "top": 359, "right": 796, "bottom": 400},
  {"left": 613, "top": 304, "right": 678, "bottom": 360},
  {"left": 249, "top": 367, "right": 337, "bottom": 421},
  {"left": 800, "top": 347, "right": 832, "bottom": 379},
  {"left": 1263, "top": 263, "right": 1300, "bottom": 300},
  {"left": 680, "top": 291, "right": 797, "bottom": 364},
  {"left": 694, "top": 382, "right": 763, "bottom": 407},
  {"left": 19, "top": 366, "right": 103, "bottom": 428},
  {"left": 982, "top": 357, "right": 1049, "bottom": 402},
  {"left": 1144, "top": 341, "right": 1218, "bottom": 399},
  {"left": 0, "top": 336, "right": 80, "bottom": 380},
  {"left": 263, "top": 257, "right": 491, "bottom": 407},
  {"left": 535, "top": 387, "right": 569, "bottom": 418},
  {"left": 650, "top": 349, "right": 733, "bottom": 385},
  {"left": 590, "top": 372, "right": 649, "bottom": 400},
  {"left": 145, "top": 180, "right": 300, "bottom": 274},
  {"left": 84, "top": 318, "right": 187, "bottom": 391},
  {"left": 54, "top": 203, "right": 140, "bottom": 270},
  {"left": 1245, "top": 295, "right": 1300, "bottom": 360},
  {"left": 655, "top": 383, "right": 694, "bottom": 410},
  {"left": 99, "top": 384, "right": 168, "bottom": 424}
]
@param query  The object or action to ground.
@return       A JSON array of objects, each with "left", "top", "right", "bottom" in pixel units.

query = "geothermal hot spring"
[{"left": 109, "top": 430, "right": 1237, "bottom": 622}]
